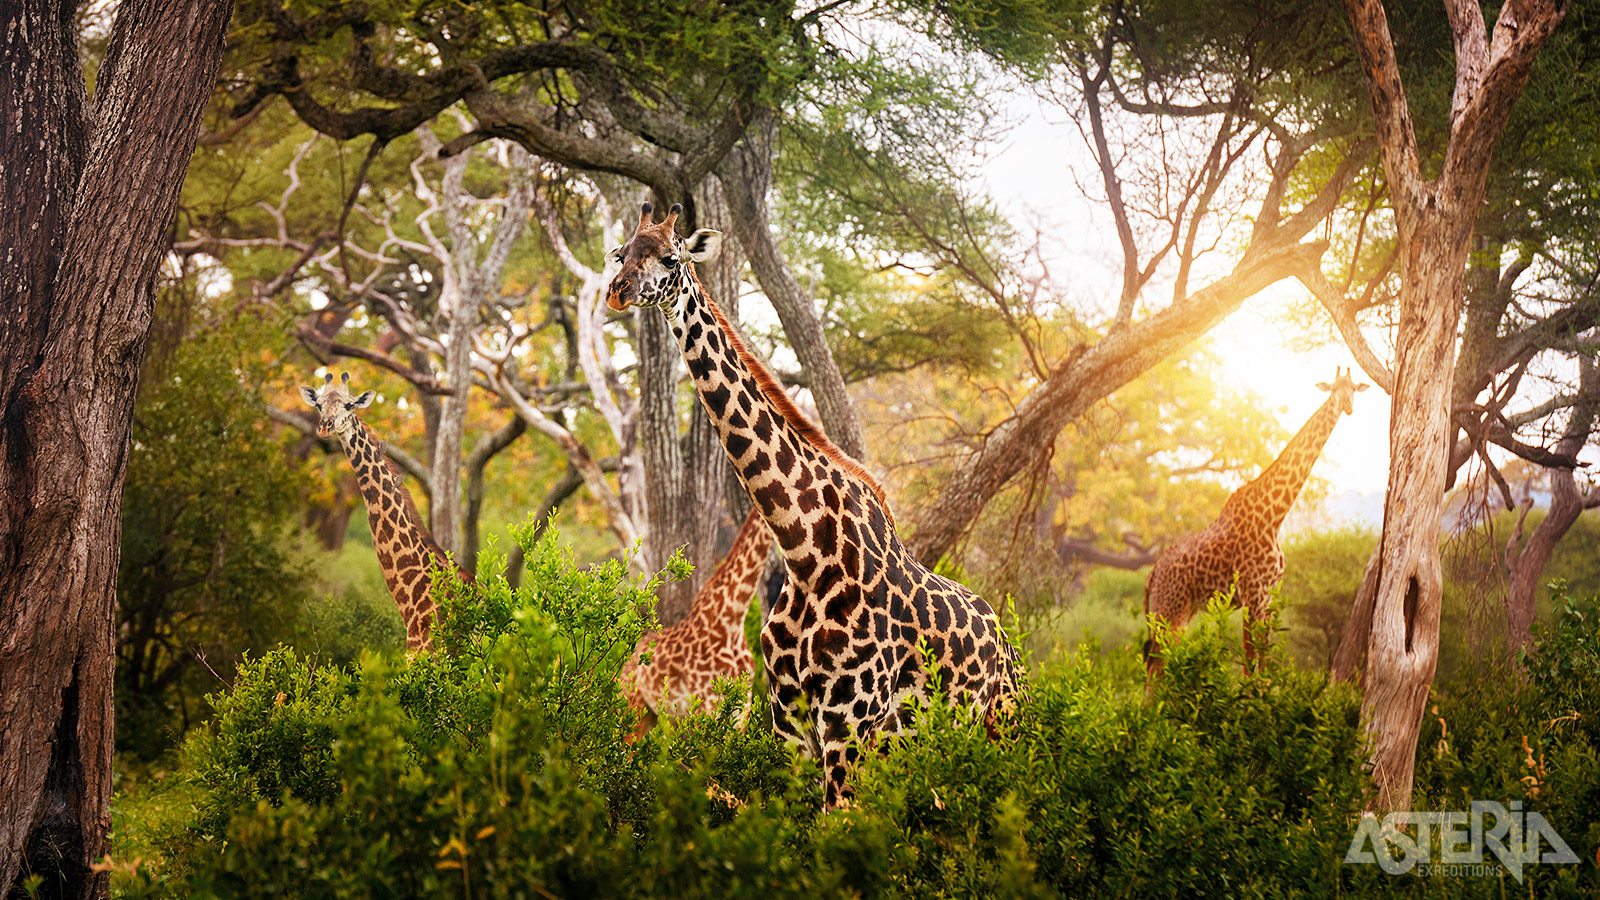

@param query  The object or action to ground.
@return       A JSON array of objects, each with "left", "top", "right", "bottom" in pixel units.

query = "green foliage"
[
  {"left": 111, "top": 531, "right": 1600, "bottom": 898},
  {"left": 1278, "top": 526, "right": 1375, "bottom": 669},
  {"left": 118, "top": 305, "right": 314, "bottom": 760},
  {"left": 1024, "top": 567, "right": 1145, "bottom": 665},
  {"left": 1524, "top": 590, "right": 1600, "bottom": 745},
  {"left": 185, "top": 647, "right": 357, "bottom": 838}
]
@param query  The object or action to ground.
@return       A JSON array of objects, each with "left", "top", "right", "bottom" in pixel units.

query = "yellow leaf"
[{"left": 475, "top": 825, "right": 496, "bottom": 840}]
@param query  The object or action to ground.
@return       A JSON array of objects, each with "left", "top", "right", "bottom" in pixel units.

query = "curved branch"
[{"left": 265, "top": 404, "right": 433, "bottom": 494}]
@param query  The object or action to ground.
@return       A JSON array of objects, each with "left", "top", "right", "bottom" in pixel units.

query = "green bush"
[{"left": 110, "top": 528, "right": 1600, "bottom": 899}]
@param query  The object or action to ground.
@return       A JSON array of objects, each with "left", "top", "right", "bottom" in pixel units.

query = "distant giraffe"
[
  {"left": 619, "top": 507, "right": 771, "bottom": 741},
  {"left": 1143, "top": 369, "right": 1368, "bottom": 676},
  {"left": 300, "top": 372, "right": 470, "bottom": 651},
  {"left": 604, "top": 202, "right": 1023, "bottom": 808}
]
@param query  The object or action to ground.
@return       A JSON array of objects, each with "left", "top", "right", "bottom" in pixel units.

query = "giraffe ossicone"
[
  {"left": 605, "top": 202, "right": 1023, "bottom": 808},
  {"left": 1143, "top": 368, "right": 1368, "bottom": 678},
  {"left": 300, "top": 372, "right": 470, "bottom": 652}
]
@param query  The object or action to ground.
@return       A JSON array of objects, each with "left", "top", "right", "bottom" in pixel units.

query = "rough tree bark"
[
  {"left": 0, "top": 0, "right": 232, "bottom": 896},
  {"left": 1339, "top": 0, "right": 1569, "bottom": 810}
]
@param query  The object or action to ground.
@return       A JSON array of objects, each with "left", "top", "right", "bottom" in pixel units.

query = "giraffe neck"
[
  {"left": 662, "top": 269, "right": 891, "bottom": 581},
  {"left": 684, "top": 508, "right": 769, "bottom": 649},
  {"left": 1224, "top": 394, "right": 1343, "bottom": 532},
  {"left": 339, "top": 420, "right": 455, "bottom": 650}
]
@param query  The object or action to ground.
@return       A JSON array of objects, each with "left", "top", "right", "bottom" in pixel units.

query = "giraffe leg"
[
  {"left": 766, "top": 684, "right": 813, "bottom": 756},
  {"left": 819, "top": 736, "right": 863, "bottom": 810}
]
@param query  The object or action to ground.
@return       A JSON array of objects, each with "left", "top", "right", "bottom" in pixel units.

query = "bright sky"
[{"left": 978, "top": 98, "right": 1395, "bottom": 499}]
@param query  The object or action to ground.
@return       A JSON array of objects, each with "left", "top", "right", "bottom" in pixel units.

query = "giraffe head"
[
  {"left": 299, "top": 371, "right": 375, "bottom": 442},
  {"left": 1315, "top": 367, "right": 1369, "bottom": 415},
  {"left": 604, "top": 201, "right": 723, "bottom": 311}
]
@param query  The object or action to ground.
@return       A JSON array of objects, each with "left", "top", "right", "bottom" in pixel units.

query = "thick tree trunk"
[
  {"left": 1340, "top": 0, "right": 1568, "bottom": 810},
  {"left": 0, "top": 1, "right": 231, "bottom": 896},
  {"left": 430, "top": 294, "right": 474, "bottom": 556},
  {"left": 1360, "top": 222, "right": 1465, "bottom": 810}
]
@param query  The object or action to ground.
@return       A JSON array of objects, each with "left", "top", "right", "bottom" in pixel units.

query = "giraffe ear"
[
  {"left": 1316, "top": 382, "right": 1333, "bottom": 392},
  {"left": 351, "top": 390, "right": 376, "bottom": 409},
  {"left": 1354, "top": 382, "right": 1370, "bottom": 392},
  {"left": 299, "top": 386, "right": 319, "bottom": 407},
  {"left": 684, "top": 229, "right": 723, "bottom": 263}
]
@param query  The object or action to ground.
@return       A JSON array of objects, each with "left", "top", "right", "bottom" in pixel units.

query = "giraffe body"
[
  {"left": 301, "top": 374, "right": 468, "bottom": 652},
  {"left": 605, "top": 204, "right": 1023, "bottom": 807},
  {"left": 1143, "top": 370, "right": 1367, "bottom": 675},
  {"left": 620, "top": 507, "right": 770, "bottom": 740}
]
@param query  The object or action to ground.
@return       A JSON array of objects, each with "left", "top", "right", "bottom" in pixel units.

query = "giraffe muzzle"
[{"left": 606, "top": 282, "right": 635, "bottom": 311}]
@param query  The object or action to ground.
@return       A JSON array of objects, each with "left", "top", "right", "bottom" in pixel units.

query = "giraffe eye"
[{"left": 661, "top": 255, "right": 680, "bottom": 269}]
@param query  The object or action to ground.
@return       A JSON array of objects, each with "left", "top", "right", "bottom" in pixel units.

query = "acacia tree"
[
  {"left": 877, "top": 0, "right": 1365, "bottom": 564},
  {"left": 1335, "top": 0, "right": 1570, "bottom": 809},
  {"left": 0, "top": 0, "right": 232, "bottom": 895}
]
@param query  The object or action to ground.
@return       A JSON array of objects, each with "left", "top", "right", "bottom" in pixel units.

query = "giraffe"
[
  {"left": 1142, "top": 368, "right": 1368, "bottom": 677},
  {"left": 299, "top": 372, "right": 471, "bottom": 652},
  {"left": 619, "top": 507, "right": 771, "bottom": 741},
  {"left": 604, "top": 202, "right": 1023, "bottom": 808}
]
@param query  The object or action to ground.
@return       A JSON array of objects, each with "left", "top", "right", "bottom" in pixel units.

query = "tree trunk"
[
  {"left": 0, "top": 0, "right": 231, "bottom": 896},
  {"left": 429, "top": 295, "right": 473, "bottom": 556},
  {"left": 635, "top": 181, "right": 740, "bottom": 624},
  {"left": 1503, "top": 357, "right": 1599, "bottom": 656},
  {"left": 1339, "top": 0, "right": 1568, "bottom": 811},
  {"left": 718, "top": 118, "right": 867, "bottom": 460},
  {"left": 1359, "top": 221, "right": 1465, "bottom": 811},
  {"left": 1331, "top": 539, "right": 1383, "bottom": 682}
]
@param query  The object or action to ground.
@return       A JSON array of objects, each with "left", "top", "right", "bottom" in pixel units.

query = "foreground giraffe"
[
  {"left": 300, "top": 372, "right": 470, "bottom": 651},
  {"left": 604, "top": 202, "right": 1022, "bottom": 808},
  {"left": 619, "top": 507, "right": 771, "bottom": 740},
  {"left": 1143, "top": 369, "right": 1368, "bottom": 677}
]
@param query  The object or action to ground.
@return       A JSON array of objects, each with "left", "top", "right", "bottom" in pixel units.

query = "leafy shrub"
[
  {"left": 111, "top": 531, "right": 1600, "bottom": 899},
  {"left": 184, "top": 647, "right": 356, "bottom": 837}
]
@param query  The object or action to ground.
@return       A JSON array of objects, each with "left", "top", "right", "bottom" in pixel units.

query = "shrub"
[{"left": 110, "top": 531, "right": 1600, "bottom": 899}]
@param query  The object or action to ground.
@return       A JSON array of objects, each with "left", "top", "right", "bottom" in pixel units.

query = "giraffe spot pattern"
[
  {"left": 1143, "top": 389, "right": 1356, "bottom": 678},
  {"left": 603, "top": 224, "right": 1023, "bottom": 809}
]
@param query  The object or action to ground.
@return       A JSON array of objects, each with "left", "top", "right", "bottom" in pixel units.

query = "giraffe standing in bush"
[
  {"left": 300, "top": 372, "right": 470, "bottom": 651},
  {"left": 620, "top": 507, "right": 771, "bottom": 740},
  {"left": 1143, "top": 369, "right": 1367, "bottom": 676},
  {"left": 604, "top": 202, "right": 1023, "bottom": 808}
]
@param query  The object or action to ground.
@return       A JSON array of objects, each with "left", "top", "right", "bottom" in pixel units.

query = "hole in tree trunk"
[
  {"left": 12, "top": 678, "right": 89, "bottom": 900},
  {"left": 1403, "top": 575, "right": 1419, "bottom": 654}
]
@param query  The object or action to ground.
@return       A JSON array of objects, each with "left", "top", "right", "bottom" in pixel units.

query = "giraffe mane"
[
  {"left": 693, "top": 273, "right": 895, "bottom": 525},
  {"left": 365, "top": 422, "right": 475, "bottom": 583}
]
